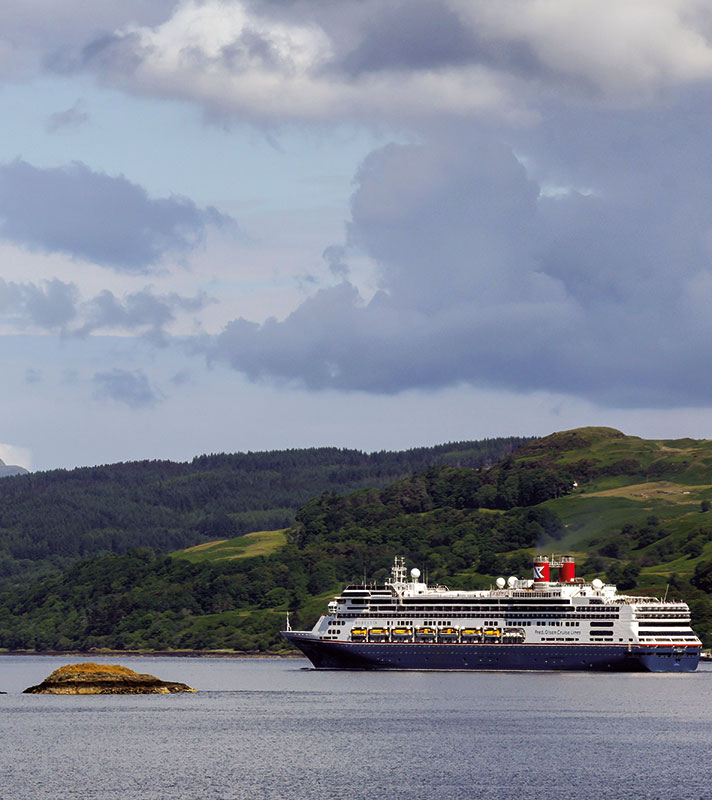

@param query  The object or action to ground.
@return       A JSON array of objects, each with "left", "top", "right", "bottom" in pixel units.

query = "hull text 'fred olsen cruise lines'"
[{"left": 282, "top": 555, "right": 701, "bottom": 672}]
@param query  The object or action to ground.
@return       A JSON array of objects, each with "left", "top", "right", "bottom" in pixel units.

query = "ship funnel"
[
  {"left": 533, "top": 556, "right": 550, "bottom": 584},
  {"left": 559, "top": 556, "right": 576, "bottom": 583}
]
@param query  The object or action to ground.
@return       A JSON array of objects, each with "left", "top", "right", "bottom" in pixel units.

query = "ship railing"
[{"left": 616, "top": 597, "right": 688, "bottom": 605}]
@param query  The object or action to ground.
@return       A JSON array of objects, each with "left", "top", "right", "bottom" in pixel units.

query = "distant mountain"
[{"left": 0, "top": 459, "right": 28, "bottom": 478}]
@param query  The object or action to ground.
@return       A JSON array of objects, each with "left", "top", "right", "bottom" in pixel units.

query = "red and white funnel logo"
[{"left": 533, "top": 559, "right": 550, "bottom": 582}]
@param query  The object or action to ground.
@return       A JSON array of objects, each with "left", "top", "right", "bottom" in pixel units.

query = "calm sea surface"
[{"left": 1, "top": 655, "right": 711, "bottom": 800}]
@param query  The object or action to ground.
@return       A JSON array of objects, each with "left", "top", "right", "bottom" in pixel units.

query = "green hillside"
[
  {"left": 510, "top": 428, "right": 712, "bottom": 591},
  {"left": 0, "top": 436, "right": 528, "bottom": 588},
  {"left": 1, "top": 427, "right": 711, "bottom": 652}
]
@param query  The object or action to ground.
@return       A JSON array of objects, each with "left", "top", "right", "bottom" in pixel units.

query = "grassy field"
[{"left": 173, "top": 529, "right": 288, "bottom": 563}]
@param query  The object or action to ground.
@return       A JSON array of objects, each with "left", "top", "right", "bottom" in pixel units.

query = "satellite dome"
[
  {"left": 410, "top": 568, "right": 421, "bottom": 579},
  {"left": 591, "top": 578, "right": 604, "bottom": 590},
  {"left": 496, "top": 577, "right": 506, "bottom": 589},
  {"left": 507, "top": 576, "right": 517, "bottom": 588}
]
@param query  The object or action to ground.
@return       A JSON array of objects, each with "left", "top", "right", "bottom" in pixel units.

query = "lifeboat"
[
  {"left": 350, "top": 627, "right": 368, "bottom": 641},
  {"left": 391, "top": 627, "right": 413, "bottom": 641},
  {"left": 460, "top": 627, "right": 483, "bottom": 643},
  {"left": 368, "top": 627, "right": 390, "bottom": 642},
  {"left": 483, "top": 627, "right": 502, "bottom": 642},
  {"left": 415, "top": 626, "right": 437, "bottom": 642},
  {"left": 437, "top": 627, "right": 459, "bottom": 642}
]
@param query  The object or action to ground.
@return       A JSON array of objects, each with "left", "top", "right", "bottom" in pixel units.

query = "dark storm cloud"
[
  {"left": 93, "top": 369, "right": 160, "bottom": 408},
  {"left": 207, "top": 94, "right": 712, "bottom": 408},
  {"left": 0, "top": 160, "right": 233, "bottom": 273}
]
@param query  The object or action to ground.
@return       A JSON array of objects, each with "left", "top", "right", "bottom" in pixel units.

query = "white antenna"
[
  {"left": 390, "top": 556, "right": 407, "bottom": 585},
  {"left": 285, "top": 611, "right": 292, "bottom": 631},
  {"left": 663, "top": 584, "right": 669, "bottom": 602}
]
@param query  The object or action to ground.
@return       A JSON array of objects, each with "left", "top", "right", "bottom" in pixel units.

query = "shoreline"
[{"left": 0, "top": 649, "right": 302, "bottom": 659}]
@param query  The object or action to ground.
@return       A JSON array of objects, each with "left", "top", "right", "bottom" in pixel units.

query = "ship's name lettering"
[{"left": 535, "top": 628, "right": 581, "bottom": 636}]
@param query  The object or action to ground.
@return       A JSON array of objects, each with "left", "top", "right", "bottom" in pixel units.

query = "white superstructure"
[{"left": 310, "top": 555, "right": 701, "bottom": 649}]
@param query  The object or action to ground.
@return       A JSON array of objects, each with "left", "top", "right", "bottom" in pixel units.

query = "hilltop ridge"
[
  {"left": 516, "top": 427, "right": 712, "bottom": 485},
  {"left": 517, "top": 426, "right": 626, "bottom": 455}
]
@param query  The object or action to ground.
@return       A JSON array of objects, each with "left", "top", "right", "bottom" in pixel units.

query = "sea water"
[{"left": 0, "top": 656, "right": 711, "bottom": 800}]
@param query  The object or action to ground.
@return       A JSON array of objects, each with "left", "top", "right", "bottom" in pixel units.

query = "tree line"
[{"left": 0, "top": 437, "right": 530, "bottom": 587}]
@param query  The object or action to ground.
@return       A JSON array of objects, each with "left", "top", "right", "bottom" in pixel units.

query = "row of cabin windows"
[
  {"left": 345, "top": 605, "right": 619, "bottom": 615},
  {"left": 639, "top": 636, "right": 698, "bottom": 641},
  {"left": 338, "top": 618, "right": 588, "bottom": 628},
  {"left": 344, "top": 602, "right": 589, "bottom": 610},
  {"left": 336, "top": 596, "right": 588, "bottom": 611},
  {"left": 337, "top": 612, "right": 618, "bottom": 620},
  {"left": 635, "top": 621, "right": 693, "bottom": 627}
]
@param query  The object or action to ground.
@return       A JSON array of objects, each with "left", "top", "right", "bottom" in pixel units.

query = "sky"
[{"left": 3, "top": 0, "right": 712, "bottom": 471}]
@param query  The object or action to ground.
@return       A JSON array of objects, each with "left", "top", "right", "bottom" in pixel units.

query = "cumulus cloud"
[
  {"left": 0, "top": 277, "right": 78, "bottom": 328},
  {"left": 46, "top": 0, "right": 712, "bottom": 122},
  {"left": 207, "top": 133, "right": 568, "bottom": 391},
  {"left": 0, "top": 0, "right": 178, "bottom": 83},
  {"left": 0, "top": 1, "right": 176, "bottom": 50},
  {"left": 450, "top": 0, "right": 712, "bottom": 99},
  {"left": 93, "top": 368, "right": 160, "bottom": 408},
  {"left": 0, "top": 160, "right": 233, "bottom": 273},
  {"left": 0, "top": 277, "right": 212, "bottom": 335},
  {"left": 205, "top": 100, "right": 712, "bottom": 408},
  {"left": 55, "top": 0, "right": 516, "bottom": 121},
  {"left": 8, "top": 0, "right": 712, "bottom": 413},
  {"left": 79, "top": 288, "right": 214, "bottom": 335}
]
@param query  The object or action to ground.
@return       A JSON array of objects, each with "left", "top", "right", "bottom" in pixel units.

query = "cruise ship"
[{"left": 282, "top": 555, "right": 702, "bottom": 671}]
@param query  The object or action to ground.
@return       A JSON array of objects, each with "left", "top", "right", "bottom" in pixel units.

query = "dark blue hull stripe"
[{"left": 283, "top": 634, "right": 701, "bottom": 672}]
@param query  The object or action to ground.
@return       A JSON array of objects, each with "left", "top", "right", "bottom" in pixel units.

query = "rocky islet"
[{"left": 22, "top": 662, "right": 196, "bottom": 694}]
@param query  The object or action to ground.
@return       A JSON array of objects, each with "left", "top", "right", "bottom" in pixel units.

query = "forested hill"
[
  {"left": 0, "top": 442, "right": 573, "bottom": 652},
  {"left": 2, "top": 426, "right": 711, "bottom": 653},
  {"left": 0, "top": 436, "right": 529, "bottom": 586}
]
